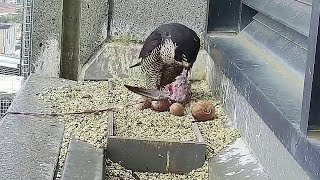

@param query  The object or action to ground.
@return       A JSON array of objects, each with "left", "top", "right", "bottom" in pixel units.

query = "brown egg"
[
  {"left": 170, "top": 103, "right": 185, "bottom": 116},
  {"left": 191, "top": 100, "right": 215, "bottom": 122},
  {"left": 151, "top": 99, "right": 171, "bottom": 112},
  {"left": 134, "top": 96, "right": 151, "bottom": 110}
]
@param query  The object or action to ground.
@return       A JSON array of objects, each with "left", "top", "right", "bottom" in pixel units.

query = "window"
[{"left": 0, "top": 99, "right": 12, "bottom": 117}]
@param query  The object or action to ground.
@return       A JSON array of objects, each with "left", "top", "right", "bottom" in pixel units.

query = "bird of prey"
[
  {"left": 125, "top": 68, "right": 192, "bottom": 104},
  {"left": 129, "top": 23, "right": 201, "bottom": 90}
]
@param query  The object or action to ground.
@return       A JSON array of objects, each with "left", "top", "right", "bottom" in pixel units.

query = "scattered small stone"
[
  {"left": 37, "top": 77, "right": 240, "bottom": 180},
  {"left": 82, "top": 94, "right": 92, "bottom": 99}
]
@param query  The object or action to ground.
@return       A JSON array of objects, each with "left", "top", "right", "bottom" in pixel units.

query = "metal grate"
[
  {"left": 20, "top": 0, "right": 33, "bottom": 78},
  {"left": 0, "top": 99, "right": 12, "bottom": 117}
]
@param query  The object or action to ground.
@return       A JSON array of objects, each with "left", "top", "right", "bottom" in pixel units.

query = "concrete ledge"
[
  {"left": 0, "top": 74, "right": 75, "bottom": 180},
  {"left": 31, "top": 0, "right": 208, "bottom": 79},
  {"left": 61, "top": 138, "right": 104, "bottom": 180},
  {"left": 209, "top": 138, "right": 269, "bottom": 180},
  {"left": 82, "top": 43, "right": 208, "bottom": 81},
  {"left": 110, "top": 0, "right": 208, "bottom": 40},
  {"left": 206, "top": 55, "right": 311, "bottom": 179}
]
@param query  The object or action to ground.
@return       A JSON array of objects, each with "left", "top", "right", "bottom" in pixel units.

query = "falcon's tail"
[{"left": 124, "top": 84, "right": 170, "bottom": 100}]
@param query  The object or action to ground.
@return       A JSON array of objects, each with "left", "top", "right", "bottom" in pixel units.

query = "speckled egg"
[{"left": 191, "top": 100, "right": 215, "bottom": 121}]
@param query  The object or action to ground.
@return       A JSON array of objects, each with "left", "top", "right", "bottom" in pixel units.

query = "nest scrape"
[{"left": 38, "top": 77, "right": 240, "bottom": 180}]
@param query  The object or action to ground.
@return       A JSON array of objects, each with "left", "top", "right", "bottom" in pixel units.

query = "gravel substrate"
[
  {"left": 115, "top": 108, "right": 197, "bottom": 141},
  {"left": 38, "top": 76, "right": 240, "bottom": 180},
  {"left": 112, "top": 77, "right": 196, "bottom": 141},
  {"left": 38, "top": 81, "right": 112, "bottom": 179}
]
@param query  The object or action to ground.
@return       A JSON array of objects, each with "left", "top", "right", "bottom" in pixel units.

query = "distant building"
[
  {"left": 0, "top": 1, "right": 20, "bottom": 118},
  {"left": 0, "top": 0, "right": 17, "bottom": 4},
  {"left": 0, "top": 55, "right": 19, "bottom": 75},
  {"left": 0, "top": 23, "right": 16, "bottom": 55}
]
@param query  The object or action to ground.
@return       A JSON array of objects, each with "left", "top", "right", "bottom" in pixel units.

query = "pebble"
[{"left": 37, "top": 77, "right": 240, "bottom": 180}]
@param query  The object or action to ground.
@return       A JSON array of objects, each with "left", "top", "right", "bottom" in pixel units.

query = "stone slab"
[
  {"left": 106, "top": 112, "right": 206, "bottom": 174},
  {"left": 0, "top": 74, "right": 75, "bottom": 180},
  {"left": 106, "top": 136, "right": 206, "bottom": 174},
  {"left": 80, "top": 0, "right": 109, "bottom": 65},
  {"left": 31, "top": 0, "right": 63, "bottom": 77},
  {"left": 209, "top": 138, "right": 270, "bottom": 180},
  {"left": 82, "top": 43, "right": 208, "bottom": 81},
  {"left": 111, "top": 0, "right": 208, "bottom": 41},
  {"left": 61, "top": 138, "right": 104, "bottom": 180}
]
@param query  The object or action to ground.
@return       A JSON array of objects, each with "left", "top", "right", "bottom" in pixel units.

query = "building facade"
[
  {"left": 0, "top": 24, "right": 16, "bottom": 55},
  {"left": 0, "top": 74, "right": 22, "bottom": 117}
]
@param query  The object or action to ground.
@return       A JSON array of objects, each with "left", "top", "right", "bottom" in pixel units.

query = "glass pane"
[{"left": 0, "top": 0, "right": 25, "bottom": 118}]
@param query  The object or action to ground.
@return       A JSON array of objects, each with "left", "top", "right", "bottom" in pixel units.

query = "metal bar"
[
  {"left": 107, "top": 80, "right": 114, "bottom": 137},
  {"left": 20, "top": 0, "right": 33, "bottom": 78},
  {"left": 301, "top": 0, "right": 320, "bottom": 133}
]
